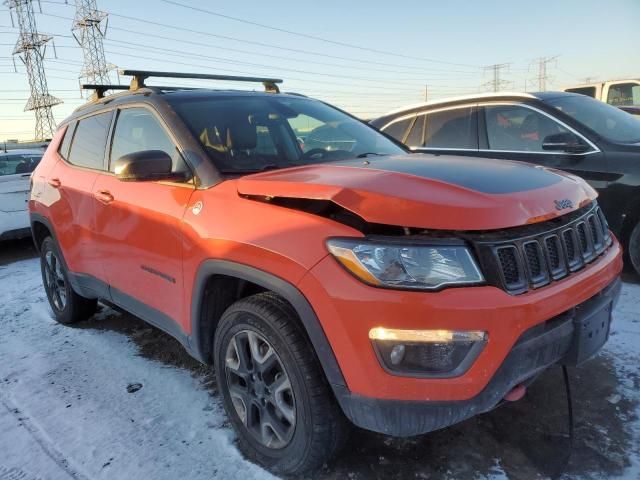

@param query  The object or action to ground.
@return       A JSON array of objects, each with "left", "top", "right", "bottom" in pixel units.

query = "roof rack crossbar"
[
  {"left": 118, "top": 69, "right": 283, "bottom": 93},
  {"left": 81, "top": 84, "right": 130, "bottom": 99}
]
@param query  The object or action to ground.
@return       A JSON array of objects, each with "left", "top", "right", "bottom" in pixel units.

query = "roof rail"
[
  {"left": 118, "top": 69, "right": 283, "bottom": 93},
  {"left": 81, "top": 84, "right": 130, "bottom": 100}
]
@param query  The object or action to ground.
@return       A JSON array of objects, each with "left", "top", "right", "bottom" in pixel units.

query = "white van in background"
[{"left": 563, "top": 79, "right": 640, "bottom": 107}]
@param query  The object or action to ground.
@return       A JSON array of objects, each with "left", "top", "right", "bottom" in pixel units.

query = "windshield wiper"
[{"left": 356, "top": 152, "right": 388, "bottom": 158}]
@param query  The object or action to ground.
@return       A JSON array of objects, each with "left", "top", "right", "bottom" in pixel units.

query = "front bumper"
[
  {"left": 332, "top": 277, "right": 621, "bottom": 436},
  {"left": 300, "top": 238, "right": 623, "bottom": 402}
]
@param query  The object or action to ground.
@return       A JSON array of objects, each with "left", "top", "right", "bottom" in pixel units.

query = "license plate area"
[{"left": 563, "top": 300, "right": 612, "bottom": 366}]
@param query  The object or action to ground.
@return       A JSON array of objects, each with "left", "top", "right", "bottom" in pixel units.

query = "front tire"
[
  {"left": 213, "top": 292, "right": 348, "bottom": 475},
  {"left": 629, "top": 221, "right": 640, "bottom": 277},
  {"left": 40, "top": 236, "right": 97, "bottom": 324}
]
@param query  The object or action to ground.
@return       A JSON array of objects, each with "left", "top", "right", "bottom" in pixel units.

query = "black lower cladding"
[{"left": 335, "top": 277, "right": 621, "bottom": 437}]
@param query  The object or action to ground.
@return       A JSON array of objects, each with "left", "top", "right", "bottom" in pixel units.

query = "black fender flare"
[
  {"left": 189, "top": 259, "right": 347, "bottom": 390},
  {"left": 29, "top": 212, "right": 54, "bottom": 252}
]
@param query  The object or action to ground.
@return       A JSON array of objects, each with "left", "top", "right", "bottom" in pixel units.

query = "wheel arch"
[
  {"left": 189, "top": 259, "right": 347, "bottom": 390},
  {"left": 30, "top": 213, "right": 54, "bottom": 251}
]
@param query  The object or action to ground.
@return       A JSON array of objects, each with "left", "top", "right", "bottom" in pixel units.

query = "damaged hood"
[{"left": 236, "top": 154, "right": 597, "bottom": 231}]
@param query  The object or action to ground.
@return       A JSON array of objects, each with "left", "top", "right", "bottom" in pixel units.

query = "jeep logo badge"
[
  {"left": 554, "top": 198, "right": 574, "bottom": 210},
  {"left": 191, "top": 201, "right": 203, "bottom": 215}
]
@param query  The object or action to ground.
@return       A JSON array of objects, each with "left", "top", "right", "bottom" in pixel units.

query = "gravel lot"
[{"left": 1, "top": 238, "right": 638, "bottom": 480}]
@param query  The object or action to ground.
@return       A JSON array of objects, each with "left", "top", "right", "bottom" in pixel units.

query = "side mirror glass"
[
  {"left": 542, "top": 133, "right": 590, "bottom": 154},
  {"left": 114, "top": 150, "right": 180, "bottom": 182}
]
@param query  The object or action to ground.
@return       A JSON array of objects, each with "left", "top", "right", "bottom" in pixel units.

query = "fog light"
[
  {"left": 389, "top": 344, "right": 406, "bottom": 365},
  {"left": 369, "top": 327, "right": 486, "bottom": 343},
  {"left": 369, "top": 328, "right": 487, "bottom": 377}
]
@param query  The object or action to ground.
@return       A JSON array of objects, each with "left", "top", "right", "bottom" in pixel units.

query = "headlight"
[{"left": 326, "top": 238, "right": 484, "bottom": 290}]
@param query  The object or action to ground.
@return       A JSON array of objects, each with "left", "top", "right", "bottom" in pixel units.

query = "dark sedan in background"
[{"left": 371, "top": 92, "right": 640, "bottom": 275}]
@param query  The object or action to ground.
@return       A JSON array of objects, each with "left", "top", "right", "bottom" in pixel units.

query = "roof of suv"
[
  {"left": 370, "top": 91, "right": 584, "bottom": 126},
  {"left": 65, "top": 69, "right": 297, "bottom": 123},
  {"left": 66, "top": 87, "right": 310, "bottom": 124}
]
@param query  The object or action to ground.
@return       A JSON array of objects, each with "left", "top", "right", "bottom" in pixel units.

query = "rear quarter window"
[
  {"left": 381, "top": 115, "right": 414, "bottom": 142},
  {"left": 67, "top": 112, "right": 113, "bottom": 170},
  {"left": 58, "top": 121, "right": 76, "bottom": 160}
]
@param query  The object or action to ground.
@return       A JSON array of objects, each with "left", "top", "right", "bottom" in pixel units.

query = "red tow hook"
[{"left": 504, "top": 383, "right": 527, "bottom": 402}]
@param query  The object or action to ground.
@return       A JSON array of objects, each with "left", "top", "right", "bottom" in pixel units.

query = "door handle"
[
  {"left": 94, "top": 190, "right": 114, "bottom": 205},
  {"left": 47, "top": 178, "right": 61, "bottom": 188}
]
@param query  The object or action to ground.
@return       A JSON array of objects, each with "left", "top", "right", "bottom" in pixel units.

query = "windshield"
[
  {"left": 545, "top": 95, "right": 640, "bottom": 144},
  {"left": 170, "top": 95, "right": 405, "bottom": 173}
]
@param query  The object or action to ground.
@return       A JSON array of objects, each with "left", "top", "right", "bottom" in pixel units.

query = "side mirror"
[
  {"left": 542, "top": 133, "right": 590, "bottom": 154},
  {"left": 114, "top": 150, "right": 179, "bottom": 182}
]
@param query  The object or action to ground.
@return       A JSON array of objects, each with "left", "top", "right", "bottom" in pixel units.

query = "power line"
[
  {"left": 97, "top": 47, "right": 433, "bottom": 93},
  {"left": 41, "top": 35, "right": 483, "bottom": 92},
  {"left": 160, "top": 0, "right": 480, "bottom": 69},
  {"left": 44, "top": 10, "right": 485, "bottom": 76},
  {"left": 39, "top": 10, "right": 485, "bottom": 77}
]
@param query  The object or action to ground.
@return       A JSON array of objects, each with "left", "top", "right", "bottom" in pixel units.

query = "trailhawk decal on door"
[{"left": 140, "top": 265, "right": 177, "bottom": 284}]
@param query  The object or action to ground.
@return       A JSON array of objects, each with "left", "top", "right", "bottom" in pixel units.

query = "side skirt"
[{"left": 68, "top": 272, "right": 197, "bottom": 361}]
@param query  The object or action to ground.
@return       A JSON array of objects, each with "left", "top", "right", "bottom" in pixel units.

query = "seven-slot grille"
[{"left": 473, "top": 203, "right": 612, "bottom": 295}]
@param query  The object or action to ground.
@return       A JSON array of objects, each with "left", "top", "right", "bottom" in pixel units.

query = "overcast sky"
[{"left": 1, "top": 0, "right": 638, "bottom": 140}]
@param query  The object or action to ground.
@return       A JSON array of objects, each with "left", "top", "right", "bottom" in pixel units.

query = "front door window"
[{"left": 484, "top": 105, "right": 580, "bottom": 152}]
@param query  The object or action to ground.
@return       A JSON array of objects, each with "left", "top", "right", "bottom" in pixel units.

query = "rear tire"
[
  {"left": 40, "top": 236, "right": 97, "bottom": 324},
  {"left": 630, "top": 221, "right": 640, "bottom": 277},
  {"left": 213, "top": 292, "right": 349, "bottom": 475}
]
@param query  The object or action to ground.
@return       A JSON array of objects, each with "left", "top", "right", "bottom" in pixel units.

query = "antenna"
[{"left": 5, "top": 0, "right": 62, "bottom": 140}]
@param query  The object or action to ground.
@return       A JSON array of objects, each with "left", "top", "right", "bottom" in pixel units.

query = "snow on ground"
[
  {"left": 0, "top": 259, "right": 275, "bottom": 480},
  {"left": 603, "top": 281, "right": 640, "bottom": 479},
  {"left": 0, "top": 257, "right": 638, "bottom": 480}
]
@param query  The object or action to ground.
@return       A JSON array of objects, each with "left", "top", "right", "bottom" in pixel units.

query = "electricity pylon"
[
  {"left": 5, "top": 0, "right": 62, "bottom": 140},
  {"left": 483, "top": 63, "right": 511, "bottom": 92},
  {"left": 72, "top": 0, "right": 114, "bottom": 86}
]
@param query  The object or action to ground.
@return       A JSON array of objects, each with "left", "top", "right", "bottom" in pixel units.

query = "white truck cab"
[
  {"left": 563, "top": 79, "right": 640, "bottom": 107},
  {"left": 0, "top": 148, "right": 43, "bottom": 240}
]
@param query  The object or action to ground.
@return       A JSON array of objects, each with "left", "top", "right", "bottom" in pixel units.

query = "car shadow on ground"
[{"left": 5, "top": 238, "right": 638, "bottom": 479}]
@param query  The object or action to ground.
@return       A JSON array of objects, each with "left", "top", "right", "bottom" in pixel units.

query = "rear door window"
[
  {"left": 423, "top": 107, "right": 477, "bottom": 149},
  {"left": 67, "top": 112, "right": 113, "bottom": 170}
]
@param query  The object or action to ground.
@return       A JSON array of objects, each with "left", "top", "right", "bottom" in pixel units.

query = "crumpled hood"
[{"left": 236, "top": 153, "right": 597, "bottom": 231}]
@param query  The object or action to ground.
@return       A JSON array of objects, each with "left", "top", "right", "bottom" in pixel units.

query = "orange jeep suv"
[{"left": 29, "top": 71, "right": 623, "bottom": 475}]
